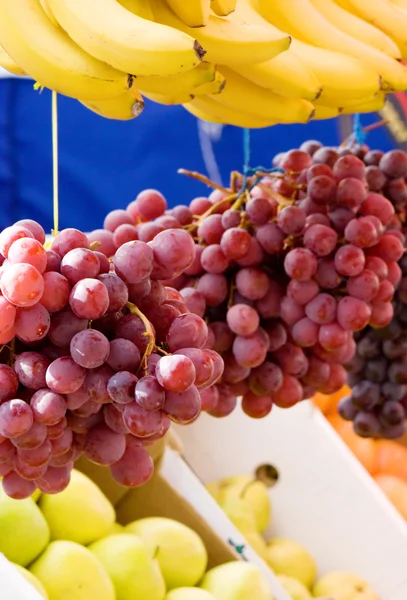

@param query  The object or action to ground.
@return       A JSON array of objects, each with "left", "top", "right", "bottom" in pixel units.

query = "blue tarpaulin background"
[{"left": 0, "top": 79, "right": 397, "bottom": 233}]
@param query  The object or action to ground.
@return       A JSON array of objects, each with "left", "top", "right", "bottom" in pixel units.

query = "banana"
[
  {"left": 339, "top": 0, "right": 407, "bottom": 58},
  {"left": 214, "top": 67, "right": 315, "bottom": 123},
  {"left": 148, "top": 0, "right": 291, "bottom": 66},
  {"left": 341, "top": 92, "right": 387, "bottom": 114},
  {"left": 310, "top": 0, "right": 401, "bottom": 59},
  {"left": 118, "top": 0, "right": 155, "bottom": 19},
  {"left": 135, "top": 62, "right": 224, "bottom": 96},
  {"left": 211, "top": 0, "right": 237, "bottom": 16},
  {"left": 0, "top": 0, "right": 130, "bottom": 100},
  {"left": 184, "top": 95, "right": 276, "bottom": 128},
  {"left": 253, "top": 0, "right": 407, "bottom": 91},
  {"left": 142, "top": 90, "right": 195, "bottom": 105},
  {"left": 165, "top": 0, "right": 210, "bottom": 27},
  {"left": 46, "top": 0, "right": 205, "bottom": 77},
  {"left": 312, "top": 105, "right": 342, "bottom": 120},
  {"left": 390, "top": 0, "right": 407, "bottom": 8},
  {"left": 81, "top": 89, "right": 145, "bottom": 120},
  {"left": 0, "top": 44, "right": 26, "bottom": 76},
  {"left": 235, "top": 53, "right": 321, "bottom": 101},
  {"left": 193, "top": 70, "right": 226, "bottom": 95},
  {"left": 234, "top": 0, "right": 379, "bottom": 104},
  {"left": 39, "top": 0, "right": 59, "bottom": 25}
]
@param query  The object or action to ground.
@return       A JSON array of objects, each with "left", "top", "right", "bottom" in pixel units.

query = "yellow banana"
[
  {"left": 81, "top": 89, "right": 145, "bottom": 120},
  {"left": 390, "top": 0, "right": 407, "bottom": 8},
  {"left": 253, "top": 0, "right": 407, "bottom": 91},
  {"left": 118, "top": 0, "right": 155, "bottom": 19},
  {"left": 310, "top": 0, "right": 401, "bottom": 59},
  {"left": 193, "top": 70, "right": 226, "bottom": 95},
  {"left": 184, "top": 96, "right": 276, "bottom": 128},
  {"left": 39, "top": 0, "right": 59, "bottom": 25},
  {"left": 0, "top": 44, "right": 26, "bottom": 76},
  {"left": 148, "top": 0, "right": 291, "bottom": 66},
  {"left": 211, "top": 0, "right": 237, "bottom": 16},
  {"left": 235, "top": 53, "right": 321, "bottom": 101},
  {"left": 234, "top": 0, "right": 379, "bottom": 103},
  {"left": 0, "top": 0, "right": 130, "bottom": 100},
  {"left": 215, "top": 67, "right": 315, "bottom": 123},
  {"left": 312, "top": 105, "right": 342, "bottom": 120},
  {"left": 338, "top": 0, "right": 407, "bottom": 58},
  {"left": 47, "top": 0, "right": 204, "bottom": 77},
  {"left": 165, "top": 0, "right": 210, "bottom": 27},
  {"left": 135, "top": 62, "right": 223, "bottom": 96},
  {"left": 142, "top": 90, "right": 195, "bottom": 105},
  {"left": 341, "top": 92, "right": 387, "bottom": 114}
]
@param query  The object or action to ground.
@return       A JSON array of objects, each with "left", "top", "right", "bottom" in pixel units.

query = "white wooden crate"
[{"left": 175, "top": 400, "right": 407, "bottom": 600}]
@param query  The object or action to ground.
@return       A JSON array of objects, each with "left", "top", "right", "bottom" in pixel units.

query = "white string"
[{"left": 197, "top": 119, "right": 223, "bottom": 186}]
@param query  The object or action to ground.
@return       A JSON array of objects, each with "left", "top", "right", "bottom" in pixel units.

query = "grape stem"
[
  {"left": 178, "top": 169, "right": 230, "bottom": 194},
  {"left": 126, "top": 302, "right": 156, "bottom": 370},
  {"left": 89, "top": 241, "right": 101, "bottom": 251}
]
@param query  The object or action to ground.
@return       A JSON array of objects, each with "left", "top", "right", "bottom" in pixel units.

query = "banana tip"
[
  {"left": 132, "top": 99, "right": 145, "bottom": 117},
  {"left": 194, "top": 40, "right": 207, "bottom": 61}
]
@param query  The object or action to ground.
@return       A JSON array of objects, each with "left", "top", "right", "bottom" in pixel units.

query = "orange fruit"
[
  {"left": 327, "top": 414, "right": 378, "bottom": 475},
  {"left": 375, "top": 474, "right": 407, "bottom": 521},
  {"left": 375, "top": 441, "right": 407, "bottom": 482},
  {"left": 313, "top": 385, "right": 350, "bottom": 416}
]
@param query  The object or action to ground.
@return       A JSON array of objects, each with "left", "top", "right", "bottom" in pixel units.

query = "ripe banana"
[
  {"left": 340, "top": 0, "right": 407, "bottom": 58},
  {"left": 184, "top": 96, "right": 276, "bottom": 128},
  {"left": 310, "top": 0, "right": 401, "bottom": 59},
  {"left": 253, "top": 0, "right": 407, "bottom": 91},
  {"left": 165, "top": 0, "right": 210, "bottom": 27},
  {"left": 211, "top": 0, "right": 237, "bottom": 16},
  {"left": 312, "top": 105, "right": 342, "bottom": 120},
  {"left": 39, "top": 0, "right": 59, "bottom": 25},
  {"left": 148, "top": 0, "right": 291, "bottom": 66},
  {"left": 117, "top": 0, "right": 155, "bottom": 19},
  {"left": 215, "top": 67, "right": 315, "bottom": 124},
  {"left": 341, "top": 92, "right": 387, "bottom": 114},
  {"left": 390, "top": 0, "right": 407, "bottom": 8},
  {"left": 234, "top": 0, "right": 380, "bottom": 104},
  {"left": 81, "top": 89, "right": 145, "bottom": 120},
  {"left": 235, "top": 53, "right": 321, "bottom": 101},
  {"left": 46, "top": 0, "right": 205, "bottom": 77},
  {"left": 142, "top": 91, "right": 195, "bottom": 105},
  {"left": 193, "top": 71, "right": 226, "bottom": 95},
  {"left": 0, "top": 44, "right": 26, "bottom": 76},
  {"left": 0, "top": 0, "right": 130, "bottom": 100},
  {"left": 135, "top": 62, "right": 224, "bottom": 96}
]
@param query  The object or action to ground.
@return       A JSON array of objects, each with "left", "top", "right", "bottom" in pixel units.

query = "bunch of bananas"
[{"left": 1, "top": 0, "right": 407, "bottom": 126}]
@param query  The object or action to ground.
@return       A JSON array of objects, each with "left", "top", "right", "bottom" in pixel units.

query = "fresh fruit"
[
  {"left": 38, "top": 469, "right": 115, "bottom": 545},
  {"left": 89, "top": 533, "right": 166, "bottom": 600},
  {"left": 313, "top": 571, "right": 379, "bottom": 600},
  {"left": 374, "top": 474, "right": 407, "bottom": 520},
  {"left": 201, "top": 562, "right": 273, "bottom": 600},
  {"left": 0, "top": 487, "right": 50, "bottom": 566},
  {"left": 126, "top": 517, "right": 208, "bottom": 589},
  {"left": 276, "top": 574, "right": 312, "bottom": 600},
  {"left": 215, "top": 475, "right": 271, "bottom": 533},
  {"left": 30, "top": 540, "right": 115, "bottom": 600},
  {"left": 266, "top": 538, "right": 317, "bottom": 589},
  {"left": 218, "top": 496, "right": 258, "bottom": 534},
  {"left": 13, "top": 564, "right": 49, "bottom": 599},
  {"left": 166, "top": 589, "right": 216, "bottom": 600},
  {"left": 0, "top": 213, "right": 224, "bottom": 499}
]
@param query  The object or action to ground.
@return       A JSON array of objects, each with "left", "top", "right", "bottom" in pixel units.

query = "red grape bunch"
[
  {"left": 0, "top": 204, "right": 224, "bottom": 500},
  {"left": 87, "top": 144, "right": 406, "bottom": 425}
]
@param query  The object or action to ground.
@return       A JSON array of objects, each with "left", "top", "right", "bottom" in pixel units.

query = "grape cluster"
[
  {"left": 88, "top": 144, "right": 406, "bottom": 425},
  {"left": 340, "top": 255, "right": 407, "bottom": 440},
  {"left": 0, "top": 207, "right": 224, "bottom": 499},
  {"left": 161, "top": 145, "right": 401, "bottom": 418}
]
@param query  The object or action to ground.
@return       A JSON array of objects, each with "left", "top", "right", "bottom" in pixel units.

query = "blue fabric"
[{"left": 0, "top": 79, "right": 396, "bottom": 233}]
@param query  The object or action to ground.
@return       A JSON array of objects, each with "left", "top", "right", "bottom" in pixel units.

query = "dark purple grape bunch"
[
  {"left": 0, "top": 194, "right": 225, "bottom": 500},
  {"left": 341, "top": 254, "right": 407, "bottom": 440}
]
